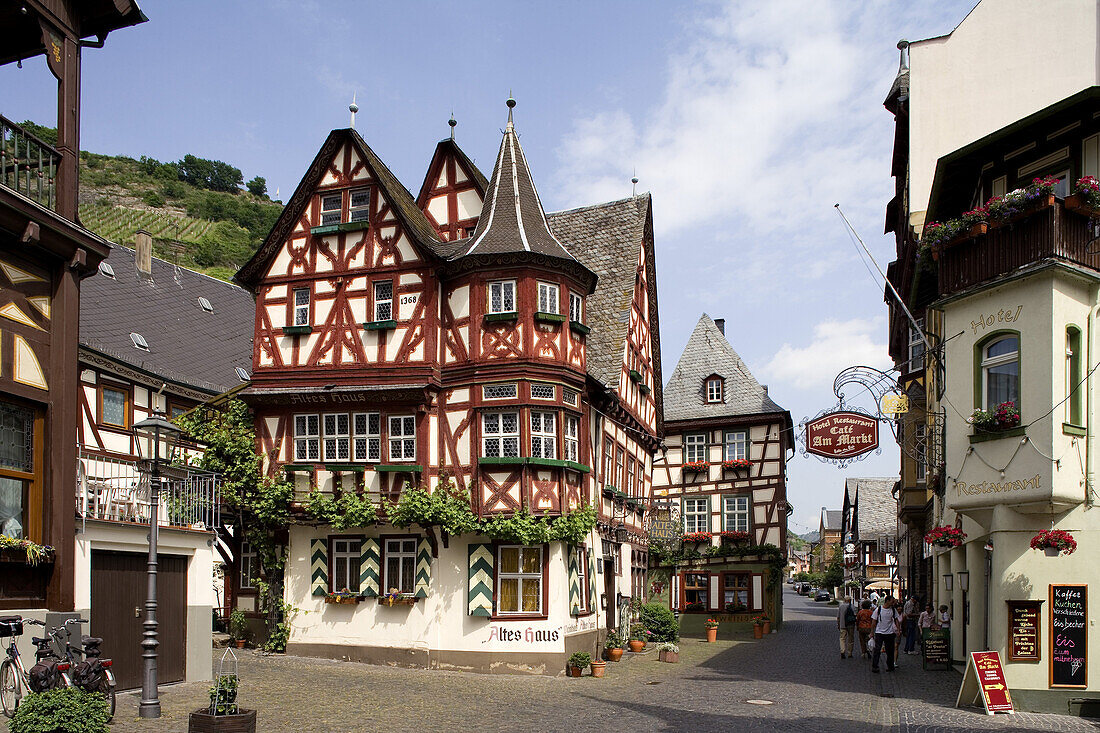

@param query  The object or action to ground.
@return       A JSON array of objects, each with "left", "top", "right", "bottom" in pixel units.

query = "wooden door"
[
  {"left": 604, "top": 558, "right": 617, "bottom": 630},
  {"left": 90, "top": 551, "right": 187, "bottom": 690}
]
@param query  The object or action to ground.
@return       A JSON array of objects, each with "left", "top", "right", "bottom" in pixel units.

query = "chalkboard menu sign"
[
  {"left": 1006, "top": 600, "right": 1042, "bottom": 661},
  {"left": 922, "top": 628, "right": 951, "bottom": 670},
  {"left": 1049, "top": 584, "right": 1087, "bottom": 688}
]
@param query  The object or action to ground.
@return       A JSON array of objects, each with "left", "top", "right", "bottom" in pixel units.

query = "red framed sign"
[{"left": 803, "top": 411, "right": 879, "bottom": 459}]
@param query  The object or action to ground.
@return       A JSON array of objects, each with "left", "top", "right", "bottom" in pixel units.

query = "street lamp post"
[{"left": 133, "top": 411, "right": 182, "bottom": 720}]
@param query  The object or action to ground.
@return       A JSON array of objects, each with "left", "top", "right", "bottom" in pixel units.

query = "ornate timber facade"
[
  {"left": 648, "top": 315, "right": 792, "bottom": 637},
  {"left": 234, "top": 104, "right": 662, "bottom": 672}
]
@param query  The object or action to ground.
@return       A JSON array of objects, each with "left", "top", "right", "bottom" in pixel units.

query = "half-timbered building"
[
  {"left": 234, "top": 102, "right": 662, "bottom": 673},
  {"left": 648, "top": 315, "right": 791, "bottom": 638}
]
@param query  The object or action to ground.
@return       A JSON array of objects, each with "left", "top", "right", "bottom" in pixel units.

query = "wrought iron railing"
[
  {"left": 0, "top": 115, "right": 60, "bottom": 211},
  {"left": 77, "top": 451, "right": 220, "bottom": 532}
]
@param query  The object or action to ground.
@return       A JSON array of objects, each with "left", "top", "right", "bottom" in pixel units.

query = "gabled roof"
[
  {"left": 415, "top": 138, "right": 489, "bottom": 205},
  {"left": 663, "top": 314, "right": 787, "bottom": 423},
  {"left": 821, "top": 509, "right": 843, "bottom": 532},
  {"left": 81, "top": 245, "right": 254, "bottom": 395},
  {"left": 844, "top": 477, "right": 898, "bottom": 539},
  {"left": 235, "top": 128, "right": 442, "bottom": 289},
  {"left": 457, "top": 117, "right": 576, "bottom": 262}
]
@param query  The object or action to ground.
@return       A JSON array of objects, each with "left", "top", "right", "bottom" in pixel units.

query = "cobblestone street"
[{"left": 110, "top": 588, "right": 1098, "bottom": 732}]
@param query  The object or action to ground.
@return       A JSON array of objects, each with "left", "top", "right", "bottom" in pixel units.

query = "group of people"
[{"left": 836, "top": 593, "right": 951, "bottom": 673}]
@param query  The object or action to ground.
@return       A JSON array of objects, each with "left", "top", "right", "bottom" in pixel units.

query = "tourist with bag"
[
  {"left": 871, "top": 597, "right": 900, "bottom": 672},
  {"left": 837, "top": 595, "right": 856, "bottom": 658},
  {"left": 856, "top": 599, "right": 874, "bottom": 658}
]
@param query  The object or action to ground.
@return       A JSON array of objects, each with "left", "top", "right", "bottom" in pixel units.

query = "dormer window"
[
  {"left": 706, "top": 377, "right": 723, "bottom": 403},
  {"left": 569, "top": 293, "right": 583, "bottom": 324},
  {"left": 98, "top": 262, "right": 115, "bottom": 279}
]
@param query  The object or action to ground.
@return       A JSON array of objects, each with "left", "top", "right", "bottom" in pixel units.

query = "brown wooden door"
[
  {"left": 90, "top": 551, "right": 187, "bottom": 690},
  {"left": 604, "top": 559, "right": 617, "bottom": 630}
]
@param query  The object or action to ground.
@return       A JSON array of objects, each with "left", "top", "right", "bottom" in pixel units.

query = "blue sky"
[{"left": 3, "top": 0, "right": 977, "bottom": 535}]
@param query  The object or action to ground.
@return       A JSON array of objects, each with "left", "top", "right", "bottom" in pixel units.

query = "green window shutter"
[
  {"left": 588, "top": 547, "right": 597, "bottom": 611},
  {"left": 468, "top": 542, "right": 494, "bottom": 616},
  {"left": 568, "top": 545, "right": 581, "bottom": 615},
  {"left": 310, "top": 538, "right": 328, "bottom": 596},
  {"left": 359, "top": 537, "right": 380, "bottom": 597},
  {"left": 414, "top": 538, "right": 432, "bottom": 598}
]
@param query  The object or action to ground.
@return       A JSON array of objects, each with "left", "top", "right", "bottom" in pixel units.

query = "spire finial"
[
  {"left": 449, "top": 111, "right": 457, "bottom": 141},
  {"left": 631, "top": 168, "right": 639, "bottom": 197},
  {"left": 897, "top": 39, "right": 910, "bottom": 72},
  {"left": 506, "top": 92, "right": 516, "bottom": 129},
  {"left": 349, "top": 92, "right": 359, "bottom": 129}
]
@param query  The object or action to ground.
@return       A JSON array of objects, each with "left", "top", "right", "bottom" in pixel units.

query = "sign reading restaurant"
[{"left": 804, "top": 411, "right": 879, "bottom": 459}]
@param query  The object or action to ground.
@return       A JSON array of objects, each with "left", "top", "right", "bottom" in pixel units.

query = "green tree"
[
  {"left": 194, "top": 219, "right": 254, "bottom": 268},
  {"left": 18, "top": 120, "right": 57, "bottom": 146},
  {"left": 246, "top": 176, "right": 267, "bottom": 197}
]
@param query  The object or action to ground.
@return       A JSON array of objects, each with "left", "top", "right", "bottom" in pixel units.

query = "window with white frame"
[
  {"left": 723, "top": 431, "right": 747, "bottom": 461},
  {"left": 908, "top": 318, "right": 925, "bottom": 372},
  {"left": 320, "top": 193, "right": 342, "bottom": 226},
  {"left": 349, "top": 188, "right": 370, "bottom": 222},
  {"left": 353, "top": 412, "right": 380, "bottom": 462},
  {"left": 488, "top": 280, "right": 516, "bottom": 313},
  {"left": 331, "top": 538, "right": 360, "bottom": 593},
  {"left": 684, "top": 434, "right": 706, "bottom": 463},
  {"left": 603, "top": 438, "right": 614, "bottom": 486},
  {"left": 616, "top": 448, "right": 625, "bottom": 490},
  {"left": 562, "top": 388, "right": 578, "bottom": 406},
  {"left": 915, "top": 423, "right": 926, "bottom": 483},
  {"left": 323, "top": 413, "right": 350, "bottom": 461},
  {"left": 482, "top": 412, "right": 519, "bottom": 457},
  {"left": 575, "top": 548, "right": 589, "bottom": 613},
  {"left": 537, "top": 282, "right": 559, "bottom": 314},
  {"left": 531, "top": 383, "right": 555, "bottom": 400},
  {"left": 706, "top": 377, "right": 723, "bottom": 403},
  {"left": 373, "top": 281, "right": 393, "bottom": 321},
  {"left": 384, "top": 537, "right": 416, "bottom": 594},
  {"left": 723, "top": 495, "right": 749, "bottom": 532},
  {"left": 293, "top": 288, "right": 310, "bottom": 326},
  {"left": 531, "top": 411, "right": 556, "bottom": 459},
  {"left": 683, "top": 572, "right": 708, "bottom": 608},
  {"left": 239, "top": 541, "right": 258, "bottom": 589},
  {"left": 563, "top": 415, "right": 579, "bottom": 463},
  {"left": 626, "top": 459, "right": 636, "bottom": 497},
  {"left": 496, "top": 545, "right": 543, "bottom": 615},
  {"left": 684, "top": 497, "right": 708, "bottom": 533},
  {"left": 294, "top": 414, "right": 320, "bottom": 461},
  {"left": 981, "top": 335, "right": 1019, "bottom": 410},
  {"left": 569, "top": 293, "right": 583, "bottom": 323},
  {"left": 388, "top": 416, "right": 416, "bottom": 461}
]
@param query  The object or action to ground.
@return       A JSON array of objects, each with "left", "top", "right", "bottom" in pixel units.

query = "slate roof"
[
  {"left": 845, "top": 477, "right": 898, "bottom": 539},
  {"left": 663, "top": 314, "right": 787, "bottom": 423},
  {"left": 457, "top": 119, "right": 577, "bottom": 263},
  {"left": 547, "top": 195, "right": 651, "bottom": 388},
  {"left": 415, "top": 138, "right": 489, "bottom": 204},
  {"left": 81, "top": 245, "right": 255, "bottom": 395},
  {"left": 822, "top": 509, "right": 843, "bottom": 532}
]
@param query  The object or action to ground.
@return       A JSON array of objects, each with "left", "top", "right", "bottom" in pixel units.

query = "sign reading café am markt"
[{"left": 804, "top": 411, "right": 879, "bottom": 459}]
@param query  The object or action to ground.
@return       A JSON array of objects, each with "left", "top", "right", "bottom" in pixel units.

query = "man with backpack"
[
  {"left": 871, "top": 596, "right": 901, "bottom": 672},
  {"left": 837, "top": 595, "right": 857, "bottom": 658}
]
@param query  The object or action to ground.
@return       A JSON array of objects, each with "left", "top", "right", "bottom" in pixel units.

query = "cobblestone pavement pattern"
[{"left": 110, "top": 588, "right": 1098, "bottom": 732}]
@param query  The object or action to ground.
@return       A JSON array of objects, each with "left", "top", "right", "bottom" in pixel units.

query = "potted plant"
[
  {"left": 1030, "top": 529, "right": 1077, "bottom": 557},
  {"left": 325, "top": 588, "right": 361, "bottom": 605},
  {"left": 189, "top": 668, "right": 257, "bottom": 732},
  {"left": 681, "top": 531, "right": 712, "bottom": 546},
  {"left": 604, "top": 629, "right": 625, "bottom": 662},
  {"left": 567, "top": 652, "right": 591, "bottom": 678},
  {"left": 589, "top": 657, "right": 606, "bottom": 678},
  {"left": 681, "top": 460, "right": 708, "bottom": 474},
  {"left": 627, "top": 623, "right": 650, "bottom": 652},
  {"left": 1067, "top": 176, "right": 1100, "bottom": 213},
  {"left": 969, "top": 401, "right": 1020, "bottom": 433},
  {"left": 924, "top": 525, "right": 966, "bottom": 549},
  {"left": 751, "top": 615, "right": 766, "bottom": 639},
  {"left": 719, "top": 531, "right": 750, "bottom": 546},
  {"left": 721, "top": 459, "right": 751, "bottom": 472},
  {"left": 656, "top": 642, "right": 680, "bottom": 663},
  {"left": 753, "top": 614, "right": 771, "bottom": 635},
  {"left": 703, "top": 618, "right": 719, "bottom": 643},
  {"left": 228, "top": 609, "right": 249, "bottom": 649}
]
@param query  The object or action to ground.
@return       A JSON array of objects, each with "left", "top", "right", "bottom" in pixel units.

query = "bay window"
[
  {"left": 980, "top": 335, "right": 1019, "bottom": 410},
  {"left": 531, "top": 412, "right": 556, "bottom": 459},
  {"left": 537, "top": 282, "right": 559, "bottom": 314},
  {"left": 488, "top": 280, "right": 516, "bottom": 314}
]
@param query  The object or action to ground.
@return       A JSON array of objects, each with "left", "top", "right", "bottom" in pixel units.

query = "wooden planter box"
[
  {"left": 188, "top": 709, "right": 257, "bottom": 733},
  {"left": 324, "top": 595, "right": 361, "bottom": 605},
  {"left": 378, "top": 596, "right": 417, "bottom": 606},
  {"left": 658, "top": 650, "right": 679, "bottom": 663}
]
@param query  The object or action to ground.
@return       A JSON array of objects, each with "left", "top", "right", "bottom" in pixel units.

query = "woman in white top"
[
  {"left": 871, "top": 597, "right": 900, "bottom": 672},
  {"left": 937, "top": 604, "right": 951, "bottom": 629}
]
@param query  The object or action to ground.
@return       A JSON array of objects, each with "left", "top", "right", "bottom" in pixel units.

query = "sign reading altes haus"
[{"left": 804, "top": 412, "right": 878, "bottom": 459}]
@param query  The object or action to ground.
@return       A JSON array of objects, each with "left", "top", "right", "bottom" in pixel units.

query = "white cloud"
[{"left": 763, "top": 317, "right": 890, "bottom": 391}]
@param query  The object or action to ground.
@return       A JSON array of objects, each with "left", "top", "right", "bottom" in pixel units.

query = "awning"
[{"left": 865, "top": 580, "right": 898, "bottom": 590}]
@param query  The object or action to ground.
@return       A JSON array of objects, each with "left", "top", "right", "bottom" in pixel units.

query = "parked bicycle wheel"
[
  {"left": 96, "top": 670, "right": 115, "bottom": 721},
  {"left": 0, "top": 658, "right": 19, "bottom": 717}
]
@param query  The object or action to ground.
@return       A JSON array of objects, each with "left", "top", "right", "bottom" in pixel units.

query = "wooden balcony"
[
  {"left": 0, "top": 115, "right": 60, "bottom": 212},
  {"left": 937, "top": 200, "right": 1100, "bottom": 297}
]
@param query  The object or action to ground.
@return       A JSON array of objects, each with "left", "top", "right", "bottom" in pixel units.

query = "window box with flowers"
[
  {"left": 968, "top": 401, "right": 1022, "bottom": 443},
  {"left": 722, "top": 459, "right": 751, "bottom": 472},
  {"left": 682, "top": 460, "right": 708, "bottom": 474},
  {"left": 924, "top": 526, "right": 966, "bottom": 550},
  {"left": 681, "top": 531, "right": 712, "bottom": 545},
  {"left": 1066, "top": 176, "right": 1100, "bottom": 215},
  {"left": 324, "top": 588, "right": 362, "bottom": 605},
  {"left": 1030, "top": 529, "right": 1077, "bottom": 557},
  {"left": 720, "top": 531, "right": 750, "bottom": 545},
  {"left": 378, "top": 588, "right": 419, "bottom": 606},
  {"left": 0, "top": 537, "right": 55, "bottom": 566}
]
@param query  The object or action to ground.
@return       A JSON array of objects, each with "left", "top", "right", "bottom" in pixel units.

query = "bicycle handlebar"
[
  {"left": 65, "top": 618, "right": 89, "bottom": 625},
  {"left": 25, "top": 619, "right": 45, "bottom": 626}
]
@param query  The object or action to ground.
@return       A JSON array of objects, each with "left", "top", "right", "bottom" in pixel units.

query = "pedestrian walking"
[
  {"left": 856, "top": 600, "right": 874, "bottom": 658},
  {"left": 917, "top": 602, "right": 935, "bottom": 651},
  {"left": 903, "top": 595, "right": 919, "bottom": 654},
  {"left": 837, "top": 595, "right": 856, "bottom": 658},
  {"left": 871, "top": 597, "right": 900, "bottom": 673}
]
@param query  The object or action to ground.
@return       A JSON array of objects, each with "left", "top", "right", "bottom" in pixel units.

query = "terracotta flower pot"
[
  {"left": 753, "top": 625, "right": 764, "bottom": 639},
  {"left": 705, "top": 627, "right": 718, "bottom": 643},
  {"left": 967, "top": 222, "right": 988, "bottom": 238},
  {"left": 762, "top": 621, "right": 771, "bottom": 634},
  {"left": 568, "top": 666, "right": 582, "bottom": 677},
  {"left": 628, "top": 640, "right": 646, "bottom": 653},
  {"left": 590, "top": 660, "right": 606, "bottom": 678},
  {"left": 234, "top": 640, "right": 246, "bottom": 649},
  {"left": 606, "top": 647, "right": 624, "bottom": 662}
]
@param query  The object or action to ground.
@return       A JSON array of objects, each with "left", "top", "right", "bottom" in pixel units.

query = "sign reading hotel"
[{"left": 804, "top": 412, "right": 878, "bottom": 459}]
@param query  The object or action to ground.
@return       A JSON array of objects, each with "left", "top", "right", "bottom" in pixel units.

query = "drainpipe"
[
  {"left": 983, "top": 540, "right": 992, "bottom": 651},
  {"left": 1088, "top": 282, "right": 1097, "bottom": 507}
]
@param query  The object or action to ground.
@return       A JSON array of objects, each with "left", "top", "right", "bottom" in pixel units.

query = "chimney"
[
  {"left": 714, "top": 318, "right": 725, "bottom": 335},
  {"left": 135, "top": 230, "right": 153, "bottom": 276}
]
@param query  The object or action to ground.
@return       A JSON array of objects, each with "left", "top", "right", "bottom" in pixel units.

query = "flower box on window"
[
  {"left": 533, "top": 311, "right": 566, "bottom": 324},
  {"left": 722, "top": 459, "right": 751, "bottom": 472},
  {"left": 681, "top": 531, "right": 712, "bottom": 544},
  {"left": 719, "top": 531, "right": 750, "bottom": 545},
  {"left": 569, "top": 320, "right": 591, "bottom": 335},
  {"left": 378, "top": 591, "right": 418, "bottom": 607},
  {"left": 969, "top": 401, "right": 1020, "bottom": 434},
  {"left": 0, "top": 537, "right": 55, "bottom": 566},
  {"left": 324, "top": 589, "right": 362, "bottom": 605},
  {"left": 362, "top": 320, "right": 397, "bottom": 331},
  {"left": 281, "top": 325, "right": 312, "bottom": 336},
  {"left": 682, "top": 461, "right": 708, "bottom": 473}
]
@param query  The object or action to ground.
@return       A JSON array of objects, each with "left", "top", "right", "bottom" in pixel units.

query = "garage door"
[{"left": 90, "top": 551, "right": 187, "bottom": 690}]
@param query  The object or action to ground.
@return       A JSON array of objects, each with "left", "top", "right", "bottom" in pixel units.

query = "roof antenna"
[
  {"left": 506, "top": 92, "right": 516, "bottom": 130},
  {"left": 632, "top": 169, "right": 638, "bottom": 197},
  {"left": 349, "top": 92, "right": 359, "bottom": 129},
  {"left": 449, "top": 111, "right": 457, "bottom": 141}
]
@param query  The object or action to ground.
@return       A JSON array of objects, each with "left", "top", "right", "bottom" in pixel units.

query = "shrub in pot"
[
  {"left": 604, "top": 629, "right": 625, "bottom": 662},
  {"left": 228, "top": 609, "right": 249, "bottom": 648},
  {"left": 567, "top": 652, "right": 591, "bottom": 678},
  {"left": 657, "top": 642, "right": 680, "bottom": 663},
  {"left": 636, "top": 602, "right": 679, "bottom": 643}
]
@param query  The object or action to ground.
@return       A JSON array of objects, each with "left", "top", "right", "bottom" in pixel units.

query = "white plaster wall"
[{"left": 908, "top": 0, "right": 1100, "bottom": 223}]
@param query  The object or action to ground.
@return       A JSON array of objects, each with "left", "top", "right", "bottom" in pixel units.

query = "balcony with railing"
[
  {"left": 77, "top": 451, "right": 219, "bottom": 533},
  {"left": 0, "top": 115, "right": 60, "bottom": 212}
]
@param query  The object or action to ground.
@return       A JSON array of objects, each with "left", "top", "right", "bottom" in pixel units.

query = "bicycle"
[
  {"left": 51, "top": 618, "right": 116, "bottom": 720},
  {"left": 0, "top": 615, "right": 70, "bottom": 717}
]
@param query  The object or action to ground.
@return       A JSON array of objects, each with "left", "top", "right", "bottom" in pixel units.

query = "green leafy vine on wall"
[{"left": 305, "top": 487, "right": 378, "bottom": 530}]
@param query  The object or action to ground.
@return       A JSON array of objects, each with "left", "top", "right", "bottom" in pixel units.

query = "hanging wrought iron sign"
[
  {"left": 881, "top": 393, "right": 909, "bottom": 416},
  {"left": 647, "top": 503, "right": 681, "bottom": 543},
  {"left": 804, "top": 411, "right": 879, "bottom": 459}
]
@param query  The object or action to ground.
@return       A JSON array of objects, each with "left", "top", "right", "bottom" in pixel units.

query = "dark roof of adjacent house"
[
  {"left": 663, "top": 314, "right": 788, "bottom": 423},
  {"left": 81, "top": 245, "right": 255, "bottom": 395},
  {"left": 845, "top": 477, "right": 898, "bottom": 539},
  {"left": 821, "top": 509, "right": 843, "bottom": 532}
]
